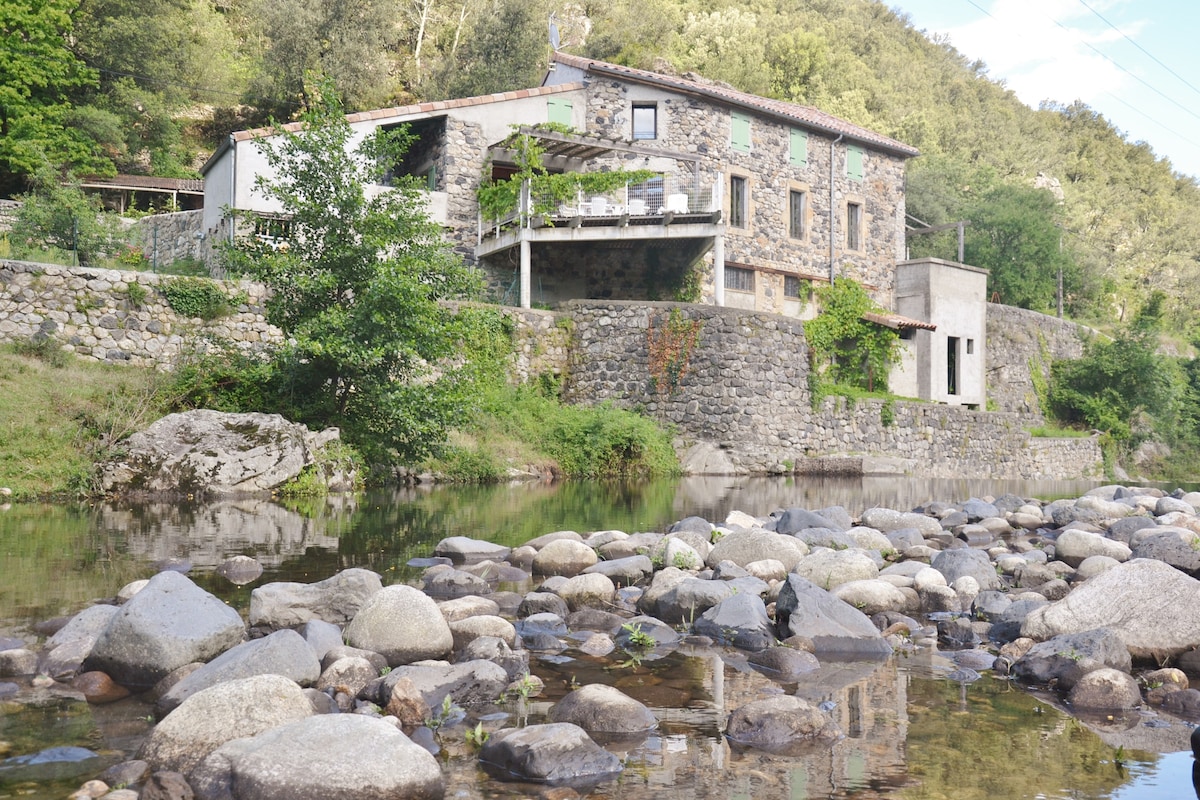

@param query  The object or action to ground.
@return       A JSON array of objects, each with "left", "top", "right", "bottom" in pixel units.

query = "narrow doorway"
[{"left": 947, "top": 336, "right": 959, "bottom": 396}]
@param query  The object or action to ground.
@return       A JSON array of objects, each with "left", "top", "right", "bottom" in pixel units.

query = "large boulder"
[
  {"left": 138, "top": 674, "right": 314, "bottom": 777},
  {"left": 100, "top": 409, "right": 340, "bottom": 497},
  {"left": 366, "top": 659, "right": 509, "bottom": 712},
  {"left": 478, "top": 723, "right": 621, "bottom": 784},
  {"left": 725, "top": 696, "right": 840, "bottom": 751},
  {"left": 190, "top": 714, "right": 442, "bottom": 800},
  {"left": 1130, "top": 530, "right": 1200, "bottom": 576},
  {"left": 249, "top": 569, "right": 382, "bottom": 629},
  {"left": 1011, "top": 628, "right": 1132, "bottom": 690},
  {"left": 774, "top": 575, "right": 892, "bottom": 658},
  {"left": 792, "top": 549, "right": 878, "bottom": 589},
  {"left": 1021, "top": 559, "right": 1200, "bottom": 660},
  {"left": 693, "top": 592, "right": 775, "bottom": 651},
  {"left": 532, "top": 539, "right": 598, "bottom": 577},
  {"left": 344, "top": 585, "right": 453, "bottom": 666},
  {"left": 156, "top": 629, "right": 321, "bottom": 716},
  {"left": 83, "top": 571, "right": 245, "bottom": 689},
  {"left": 705, "top": 529, "right": 808, "bottom": 570},
  {"left": 1054, "top": 529, "right": 1131, "bottom": 568},
  {"left": 549, "top": 684, "right": 657, "bottom": 735}
]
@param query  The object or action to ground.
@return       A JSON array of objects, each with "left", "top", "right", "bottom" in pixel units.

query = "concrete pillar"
[
  {"left": 713, "top": 234, "right": 725, "bottom": 307},
  {"left": 519, "top": 231, "right": 531, "bottom": 309}
]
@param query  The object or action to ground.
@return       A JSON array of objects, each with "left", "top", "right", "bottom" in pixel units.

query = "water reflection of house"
[{"left": 200, "top": 53, "right": 988, "bottom": 406}]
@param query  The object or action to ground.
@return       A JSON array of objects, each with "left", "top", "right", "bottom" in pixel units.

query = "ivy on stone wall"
[
  {"left": 647, "top": 308, "right": 701, "bottom": 394},
  {"left": 804, "top": 277, "right": 900, "bottom": 395},
  {"left": 158, "top": 277, "right": 239, "bottom": 321}
]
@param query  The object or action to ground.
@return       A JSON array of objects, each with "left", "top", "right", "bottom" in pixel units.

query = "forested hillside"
[{"left": 5, "top": 0, "right": 1198, "bottom": 331}]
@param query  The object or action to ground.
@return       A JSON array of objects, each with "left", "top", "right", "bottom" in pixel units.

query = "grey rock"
[
  {"left": 775, "top": 575, "right": 892, "bottom": 658},
  {"left": 190, "top": 714, "right": 442, "bottom": 800},
  {"left": 299, "top": 619, "right": 344, "bottom": 662},
  {"left": 694, "top": 592, "right": 775, "bottom": 651},
  {"left": 582, "top": 555, "right": 654, "bottom": 586},
  {"left": 1067, "top": 667, "right": 1142, "bottom": 709},
  {"left": 1021, "top": 559, "right": 1200, "bottom": 660},
  {"left": 1054, "top": 529, "right": 1131, "bottom": 568},
  {"left": 555, "top": 573, "right": 616, "bottom": 611},
  {"left": 214, "top": 556, "right": 262, "bottom": 586},
  {"left": 434, "top": 536, "right": 511, "bottom": 564},
  {"left": 645, "top": 576, "right": 733, "bottom": 625},
  {"left": 448, "top": 615, "right": 517, "bottom": 651},
  {"left": 961, "top": 498, "right": 1001, "bottom": 521},
  {"left": 369, "top": 659, "right": 508, "bottom": 711},
  {"left": 930, "top": 548, "right": 1002, "bottom": 591},
  {"left": 518, "top": 592, "right": 570, "bottom": 618},
  {"left": 38, "top": 604, "right": 120, "bottom": 680},
  {"left": 316, "top": 656, "right": 378, "bottom": 696},
  {"left": 479, "top": 722, "right": 622, "bottom": 784},
  {"left": 549, "top": 684, "right": 657, "bottom": 734},
  {"left": 532, "top": 539, "right": 598, "bottom": 577},
  {"left": 100, "top": 410, "right": 339, "bottom": 496},
  {"left": 1131, "top": 531, "right": 1200, "bottom": 576},
  {"left": 84, "top": 571, "right": 245, "bottom": 689},
  {"left": 725, "top": 696, "right": 840, "bottom": 750},
  {"left": 138, "top": 674, "right": 314, "bottom": 777},
  {"left": 248, "top": 568, "right": 382, "bottom": 629},
  {"left": 344, "top": 585, "right": 453, "bottom": 667},
  {"left": 423, "top": 568, "right": 492, "bottom": 599},
  {"left": 320, "top": 646, "right": 387, "bottom": 675},
  {"left": 457, "top": 636, "right": 529, "bottom": 682},
  {"left": 776, "top": 508, "right": 846, "bottom": 534},
  {"left": 0, "top": 648, "right": 38, "bottom": 678},
  {"left": 793, "top": 548, "right": 878, "bottom": 589},
  {"left": 141, "top": 771, "right": 194, "bottom": 800},
  {"left": 156, "top": 629, "right": 320, "bottom": 716},
  {"left": 613, "top": 615, "right": 680, "bottom": 649},
  {"left": 1105, "top": 516, "right": 1158, "bottom": 545},
  {"left": 0, "top": 746, "right": 104, "bottom": 784},
  {"left": 747, "top": 647, "right": 820, "bottom": 681},
  {"left": 1012, "top": 628, "right": 1131, "bottom": 690},
  {"left": 706, "top": 529, "right": 808, "bottom": 570}
]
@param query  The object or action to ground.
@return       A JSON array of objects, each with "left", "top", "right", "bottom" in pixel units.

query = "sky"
[{"left": 889, "top": 0, "right": 1200, "bottom": 180}]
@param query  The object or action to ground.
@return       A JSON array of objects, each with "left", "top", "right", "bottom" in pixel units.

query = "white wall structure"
[{"left": 893, "top": 258, "right": 989, "bottom": 408}]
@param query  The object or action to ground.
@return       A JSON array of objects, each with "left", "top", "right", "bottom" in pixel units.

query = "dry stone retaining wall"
[
  {"left": 560, "top": 300, "right": 1102, "bottom": 479},
  {"left": 0, "top": 260, "right": 281, "bottom": 365},
  {"left": 986, "top": 303, "right": 1090, "bottom": 415}
]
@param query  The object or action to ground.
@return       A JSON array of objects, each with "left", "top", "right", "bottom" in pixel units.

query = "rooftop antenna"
[{"left": 548, "top": 13, "right": 560, "bottom": 51}]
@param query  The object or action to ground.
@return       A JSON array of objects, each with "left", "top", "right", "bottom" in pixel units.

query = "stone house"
[{"left": 200, "top": 53, "right": 987, "bottom": 406}]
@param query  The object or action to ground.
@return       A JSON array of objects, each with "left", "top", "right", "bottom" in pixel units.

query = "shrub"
[{"left": 158, "top": 277, "right": 234, "bottom": 320}]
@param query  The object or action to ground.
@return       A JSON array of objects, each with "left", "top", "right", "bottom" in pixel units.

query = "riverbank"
[{"left": 4, "top": 483, "right": 1200, "bottom": 798}]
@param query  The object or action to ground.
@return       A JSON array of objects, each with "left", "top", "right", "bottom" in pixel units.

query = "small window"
[
  {"left": 731, "top": 111, "right": 751, "bottom": 152},
  {"left": 547, "top": 98, "right": 572, "bottom": 127},
  {"left": 846, "top": 145, "right": 864, "bottom": 181},
  {"left": 632, "top": 103, "right": 657, "bottom": 140},
  {"left": 966, "top": 338, "right": 975, "bottom": 354},
  {"left": 899, "top": 327, "right": 916, "bottom": 340},
  {"left": 788, "top": 190, "right": 807, "bottom": 239},
  {"left": 730, "top": 175, "right": 748, "bottom": 229},
  {"left": 846, "top": 202, "right": 862, "bottom": 251},
  {"left": 947, "top": 336, "right": 960, "bottom": 396},
  {"left": 783, "top": 275, "right": 806, "bottom": 298},
  {"left": 725, "top": 266, "right": 754, "bottom": 292},
  {"left": 790, "top": 129, "right": 808, "bottom": 166}
]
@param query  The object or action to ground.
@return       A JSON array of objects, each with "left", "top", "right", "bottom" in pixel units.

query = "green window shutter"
[
  {"left": 790, "top": 129, "right": 808, "bottom": 166},
  {"left": 548, "top": 98, "right": 572, "bottom": 127},
  {"left": 731, "top": 112, "right": 751, "bottom": 152},
  {"left": 847, "top": 145, "right": 864, "bottom": 181}
]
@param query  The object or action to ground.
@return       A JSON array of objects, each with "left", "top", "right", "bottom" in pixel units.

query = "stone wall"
[
  {"left": 0, "top": 261, "right": 281, "bottom": 365},
  {"left": 986, "top": 304, "right": 1091, "bottom": 415},
  {"left": 126, "top": 210, "right": 207, "bottom": 268},
  {"left": 560, "top": 299, "right": 1102, "bottom": 479}
]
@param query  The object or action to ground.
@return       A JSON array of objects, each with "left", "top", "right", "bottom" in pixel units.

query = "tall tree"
[
  {"left": 0, "top": 0, "right": 111, "bottom": 192},
  {"left": 422, "top": 0, "right": 547, "bottom": 100},
  {"left": 223, "top": 88, "right": 491, "bottom": 462}
]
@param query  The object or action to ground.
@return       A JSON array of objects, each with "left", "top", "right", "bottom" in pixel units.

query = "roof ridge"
[{"left": 550, "top": 52, "right": 918, "bottom": 158}]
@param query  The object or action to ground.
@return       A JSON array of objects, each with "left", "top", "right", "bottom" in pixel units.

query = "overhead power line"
[{"left": 1073, "top": 0, "right": 1200, "bottom": 101}]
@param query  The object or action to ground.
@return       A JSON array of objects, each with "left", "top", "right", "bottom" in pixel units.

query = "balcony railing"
[{"left": 479, "top": 174, "right": 718, "bottom": 240}]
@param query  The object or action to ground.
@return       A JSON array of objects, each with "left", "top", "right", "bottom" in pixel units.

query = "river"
[{"left": 1, "top": 476, "right": 1197, "bottom": 800}]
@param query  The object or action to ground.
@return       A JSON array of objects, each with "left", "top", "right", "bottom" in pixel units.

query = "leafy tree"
[
  {"left": 0, "top": 0, "right": 112, "bottom": 192},
  {"left": 804, "top": 277, "right": 900, "bottom": 393},
  {"left": 963, "top": 183, "right": 1073, "bottom": 312},
  {"left": 9, "top": 168, "right": 121, "bottom": 266},
  {"left": 422, "top": 0, "right": 547, "bottom": 100},
  {"left": 222, "top": 88, "right": 493, "bottom": 463}
]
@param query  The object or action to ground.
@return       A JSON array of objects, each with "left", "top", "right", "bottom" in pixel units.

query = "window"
[
  {"left": 731, "top": 111, "right": 751, "bottom": 152},
  {"left": 547, "top": 98, "right": 572, "bottom": 127},
  {"left": 846, "top": 202, "right": 862, "bottom": 251},
  {"left": 730, "top": 175, "right": 748, "bottom": 228},
  {"left": 846, "top": 145, "right": 864, "bottom": 181},
  {"left": 790, "top": 129, "right": 808, "bottom": 166},
  {"left": 632, "top": 103, "right": 657, "bottom": 140},
  {"left": 947, "top": 336, "right": 959, "bottom": 395},
  {"left": 788, "top": 190, "right": 807, "bottom": 239},
  {"left": 725, "top": 266, "right": 754, "bottom": 292},
  {"left": 784, "top": 275, "right": 806, "bottom": 298},
  {"left": 966, "top": 338, "right": 975, "bottom": 355}
]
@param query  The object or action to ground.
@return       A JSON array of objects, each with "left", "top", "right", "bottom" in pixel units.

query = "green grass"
[
  {"left": 424, "top": 382, "right": 681, "bottom": 481},
  {"left": 1027, "top": 425, "right": 1091, "bottom": 438},
  {"left": 0, "top": 343, "right": 170, "bottom": 500}
]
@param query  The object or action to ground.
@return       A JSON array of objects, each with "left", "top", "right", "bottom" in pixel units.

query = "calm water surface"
[{"left": 2, "top": 476, "right": 1197, "bottom": 800}]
